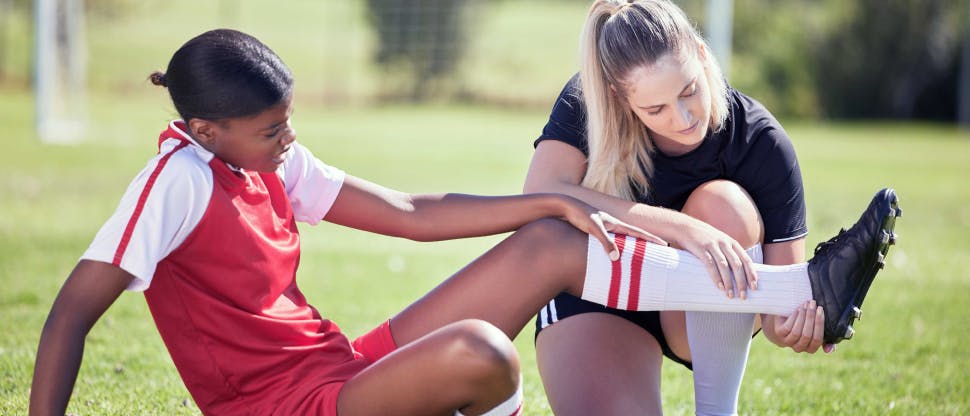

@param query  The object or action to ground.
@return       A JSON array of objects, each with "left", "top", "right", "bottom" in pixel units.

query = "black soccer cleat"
[{"left": 807, "top": 188, "right": 901, "bottom": 344}]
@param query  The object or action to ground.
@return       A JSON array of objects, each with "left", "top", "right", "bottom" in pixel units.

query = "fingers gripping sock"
[
  {"left": 686, "top": 245, "right": 763, "bottom": 416},
  {"left": 455, "top": 380, "right": 523, "bottom": 416},
  {"left": 581, "top": 234, "right": 813, "bottom": 315}
]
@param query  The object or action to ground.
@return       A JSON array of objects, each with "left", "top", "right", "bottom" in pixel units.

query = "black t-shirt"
[{"left": 536, "top": 75, "right": 807, "bottom": 244}]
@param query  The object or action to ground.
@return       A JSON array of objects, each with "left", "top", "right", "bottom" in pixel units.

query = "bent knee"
[
  {"left": 514, "top": 218, "right": 588, "bottom": 262},
  {"left": 445, "top": 320, "right": 520, "bottom": 382},
  {"left": 517, "top": 218, "right": 580, "bottom": 241},
  {"left": 682, "top": 180, "right": 764, "bottom": 247}
]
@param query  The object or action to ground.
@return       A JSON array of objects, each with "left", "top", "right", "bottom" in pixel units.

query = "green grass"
[
  {"left": 3, "top": 0, "right": 970, "bottom": 414},
  {"left": 3, "top": 87, "right": 970, "bottom": 414}
]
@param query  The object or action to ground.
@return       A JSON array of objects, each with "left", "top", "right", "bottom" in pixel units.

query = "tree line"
[{"left": 365, "top": 0, "right": 967, "bottom": 121}]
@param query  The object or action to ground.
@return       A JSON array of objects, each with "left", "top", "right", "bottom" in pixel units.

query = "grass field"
[
  {"left": 2, "top": 87, "right": 970, "bottom": 414},
  {"left": 2, "top": 0, "right": 970, "bottom": 414}
]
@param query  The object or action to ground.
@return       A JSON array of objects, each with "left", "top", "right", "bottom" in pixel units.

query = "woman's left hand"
[
  {"left": 761, "top": 305, "right": 831, "bottom": 354},
  {"left": 559, "top": 196, "right": 667, "bottom": 260}
]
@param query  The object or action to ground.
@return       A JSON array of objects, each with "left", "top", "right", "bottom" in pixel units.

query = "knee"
[
  {"left": 514, "top": 218, "right": 587, "bottom": 262},
  {"left": 516, "top": 218, "right": 578, "bottom": 242},
  {"left": 682, "top": 180, "right": 764, "bottom": 247},
  {"left": 445, "top": 320, "right": 520, "bottom": 390}
]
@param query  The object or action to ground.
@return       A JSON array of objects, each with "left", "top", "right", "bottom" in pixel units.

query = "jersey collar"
[{"left": 164, "top": 120, "right": 245, "bottom": 173}]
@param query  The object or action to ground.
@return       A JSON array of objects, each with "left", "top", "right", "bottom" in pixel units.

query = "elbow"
[
  {"left": 397, "top": 222, "right": 433, "bottom": 242},
  {"left": 522, "top": 182, "right": 541, "bottom": 195},
  {"left": 383, "top": 192, "right": 427, "bottom": 241},
  {"left": 395, "top": 206, "right": 437, "bottom": 242},
  {"left": 523, "top": 178, "right": 550, "bottom": 195},
  {"left": 405, "top": 233, "right": 435, "bottom": 243},
  {"left": 523, "top": 178, "right": 568, "bottom": 195}
]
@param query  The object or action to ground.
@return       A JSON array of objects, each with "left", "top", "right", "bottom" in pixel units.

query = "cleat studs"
[
  {"left": 896, "top": 206, "right": 903, "bottom": 217},
  {"left": 877, "top": 252, "right": 886, "bottom": 265},
  {"left": 889, "top": 233, "right": 897, "bottom": 245},
  {"left": 880, "top": 231, "right": 890, "bottom": 244},
  {"left": 852, "top": 306, "right": 862, "bottom": 320},
  {"left": 844, "top": 325, "right": 855, "bottom": 340}
]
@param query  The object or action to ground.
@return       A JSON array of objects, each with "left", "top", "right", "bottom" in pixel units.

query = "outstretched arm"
[
  {"left": 323, "top": 175, "right": 664, "bottom": 257},
  {"left": 30, "top": 261, "right": 133, "bottom": 416}
]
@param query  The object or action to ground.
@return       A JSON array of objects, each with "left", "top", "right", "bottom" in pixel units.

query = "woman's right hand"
[{"left": 670, "top": 218, "right": 758, "bottom": 299}]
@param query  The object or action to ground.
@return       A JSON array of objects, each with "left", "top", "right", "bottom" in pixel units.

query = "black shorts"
[{"left": 535, "top": 292, "right": 694, "bottom": 370}]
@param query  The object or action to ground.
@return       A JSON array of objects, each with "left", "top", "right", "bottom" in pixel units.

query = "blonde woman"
[{"left": 525, "top": 1, "right": 882, "bottom": 414}]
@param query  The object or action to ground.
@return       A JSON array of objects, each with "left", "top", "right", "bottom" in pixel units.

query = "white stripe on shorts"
[{"left": 539, "top": 300, "right": 560, "bottom": 329}]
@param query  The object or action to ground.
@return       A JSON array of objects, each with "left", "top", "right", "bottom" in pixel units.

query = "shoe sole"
[{"left": 833, "top": 188, "right": 900, "bottom": 343}]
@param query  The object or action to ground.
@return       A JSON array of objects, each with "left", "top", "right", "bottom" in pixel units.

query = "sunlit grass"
[
  {"left": 2, "top": 88, "right": 969, "bottom": 414},
  {"left": 2, "top": 0, "right": 969, "bottom": 413}
]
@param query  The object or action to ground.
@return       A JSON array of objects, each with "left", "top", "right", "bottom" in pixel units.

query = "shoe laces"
[{"left": 814, "top": 228, "right": 848, "bottom": 256}]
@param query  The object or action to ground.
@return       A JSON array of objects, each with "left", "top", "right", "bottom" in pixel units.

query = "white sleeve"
[
  {"left": 277, "top": 142, "right": 345, "bottom": 225},
  {"left": 81, "top": 142, "right": 212, "bottom": 291}
]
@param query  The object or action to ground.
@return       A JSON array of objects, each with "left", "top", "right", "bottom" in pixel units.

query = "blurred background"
[
  {"left": 2, "top": 0, "right": 969, "bottom": 122},
  {"left": 2, "top": 1, "right": 969, "bottom": 415}
]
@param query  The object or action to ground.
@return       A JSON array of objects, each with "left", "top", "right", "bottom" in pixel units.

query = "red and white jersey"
[
  {"left": 82, "top": 120, "right": 344, "bottom": 289},
  {"left": 81, "top": 121, "right": 368, "bottom": 414}
]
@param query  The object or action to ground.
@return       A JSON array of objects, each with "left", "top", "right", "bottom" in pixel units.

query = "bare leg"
[
  {"left": 389, "top": 218, "right": 589, "bottom": 345},
  {"left": 381, "top": 217, "right": 665, "bottom": 415},
  {"left": 536, "top": 314, "right": 664, "bottom": 415},
  {"left": 338, "top": 319, "right": 520, "bottom": 416},
  {"left": 339, "top": 220, "right": 591, "bottom": 415}
]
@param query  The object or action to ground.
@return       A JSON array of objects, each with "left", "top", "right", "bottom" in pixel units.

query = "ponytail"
[
  {"left": 579, "top": 1, "right": 653, "bottom": 201},
  {"left": 578, "top": 0, "right": 728, "bottom": 201}
]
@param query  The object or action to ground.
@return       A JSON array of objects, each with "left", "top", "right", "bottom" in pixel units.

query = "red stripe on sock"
[
  {"left": 607, "top": 234, "right": 626, "bottom": 309},
  {"left": 508, "top": 402, "right": 523, "bottom": 416},
  {"left": 626, "top": 238, "right": 647, "bottom": 310},
  {"left": 112, "top": 140, "right": 190, "bottom": 266}
]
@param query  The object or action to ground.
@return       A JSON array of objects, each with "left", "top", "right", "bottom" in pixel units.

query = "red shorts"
[
  {"left": 272, "top": 320, "right": 399, "bottom": 415},
  {"left": 351, "top": 319, "right": 398, "bottom": 364}
]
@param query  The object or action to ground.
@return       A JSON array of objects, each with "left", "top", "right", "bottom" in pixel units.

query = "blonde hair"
[{"left": 579, "top": 0, "right": 728, "bottom": 200}]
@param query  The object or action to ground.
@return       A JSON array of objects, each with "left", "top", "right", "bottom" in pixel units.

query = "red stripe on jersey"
[
  {"left": 626, "top": 238, "right": 647, "bottom": 310},
  {"left": 607, "top": 234, "right": 626, "bottom": 309},
  {"left": 112, "top": 140, "right": 190, "bottom": 266}
]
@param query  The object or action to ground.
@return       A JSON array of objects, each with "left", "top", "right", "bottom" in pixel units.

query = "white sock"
[
  {"left": 686, "top": 245, "right": 763, "bottom": 416},
  {"left": 455, "top": 380, "right": 523, "bottom": 416},
  {"left": 580, "top": 234, "right": 813, "bottom": 315},
  {"left": 687, "top": 311, "right": 754, "bottom": 416}
]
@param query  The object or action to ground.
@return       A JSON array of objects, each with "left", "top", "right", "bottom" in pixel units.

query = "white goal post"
[
  {"left": 34, "top": 0, "right": 86, "bottom": 144},
  {"left": 706, "top": 0, "right": 733, "bottom": 80}
]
